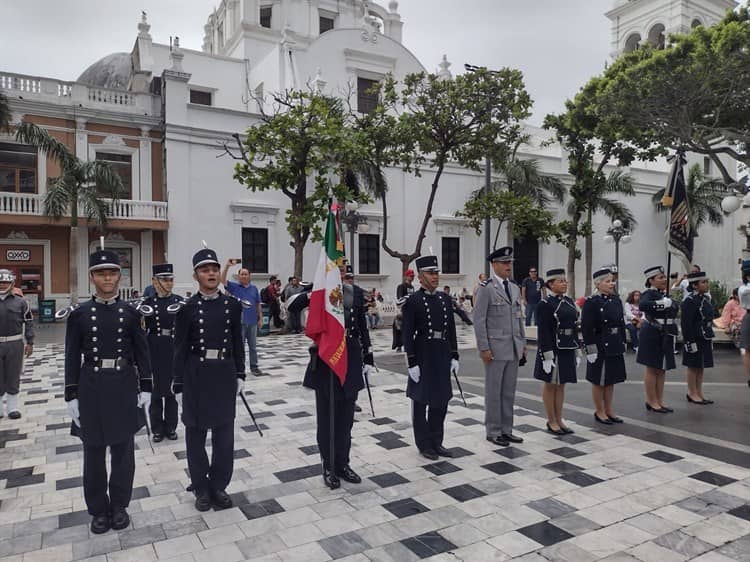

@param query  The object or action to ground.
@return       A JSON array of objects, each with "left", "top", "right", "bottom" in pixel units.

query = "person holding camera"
[{"left": 221, "top": 259, "right": 263, "bottom": 375}]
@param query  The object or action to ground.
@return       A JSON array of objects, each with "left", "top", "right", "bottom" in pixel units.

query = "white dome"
[{"left": 78, "top": 52, "right": 132, "bottom": 90}]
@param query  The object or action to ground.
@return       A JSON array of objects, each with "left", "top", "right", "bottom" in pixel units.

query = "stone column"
[{"left": 139, "top": 126, "right": 152, "bottom": 202}]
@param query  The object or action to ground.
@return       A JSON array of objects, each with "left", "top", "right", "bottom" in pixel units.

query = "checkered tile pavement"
[{"left": 1, "top": 326, "right": 750, "bottom": 561}]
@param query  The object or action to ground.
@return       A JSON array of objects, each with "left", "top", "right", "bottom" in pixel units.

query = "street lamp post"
[
  {"left": 602, "top": 219, "right": 631, "bottom": 290},
  {"left": 465, "top": 62, "right": 494, "bottom": 275},
  {"left": 340, "top": 202, "right": 369, "bottom": 270}
]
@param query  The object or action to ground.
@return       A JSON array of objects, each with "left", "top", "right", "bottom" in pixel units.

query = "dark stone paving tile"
[
  {"left": 371, "top": 431, "right": 403, "bottom": 442},
  {"left": 643, "top": 450, "right": 684, "bottom": 463},
  {"left": 25, "top": 399, "right": 47, "bottom": 405},
  {"left": 527, "top": 498, "right": 576, "bottom": 519},
  {"left": 384, "top": 388, "right": 404, "bottom": 394},
  {"left": 453, "top": 417, "right": 482, "bottom": 426},
  {"left": 728, "top": 504, "right": 750, "bottom": 521},
  {"left": 55, "top": 444, "right": 82, "bottom": 454},
  {"left": 0, "top": 467, "right": 33, "bottom": 480},
  {"left": 481, "top": 461, "right": 522, "bottom": 476},
  {"left": 274, "top": 464, "right": 321, "bottom": 483},
  {"left": 377, "top": 439, "right": 410, "bottom": 450},
  {"left": 253, "top": 411, "right": 275, "bottom": 418},
  {"left": 55, "top": 476, "right": 82, "bottom": 491},
  {"left": 6, "top": 473, "right": 44, "bottom": 488},
  {"left": 542, "top": 460, "right": 584, "bottom": 475},
  {"left": 555, "top": 434, "right": 588, "bottom": 445},
  {"left": 717, "top": 536, "right": 750, "bottom": 560},
  {"left": 132, "top": 486, "right": 150, "bottom": 500},
  {"left": 265, "top": 399, "right": 286, "bottom": 406},
  {"left": 560, "top": 472, "right": 605, "bottom": 488},
  {"left": 241, "top": 423, "right": 269, "bottom": 432},
  {"left": 690, "top": 471, "right": 737, "bottom": 487},
  {"left": 654, "top": 530, "right": 713, "bottom": 558},
  {"left": 59, "top": 510, "right": 91, "bottom": 529},
  {"left": 370, "top": 417, "right": 397, "bottom": 425},
  {"left": 369, "top": 472, "right": 409, "bottom": 488},
  {"left": 401, "top": 531, "right": 457, "bottom": 559},
  {"left": 422, "top": 461, "right": 461, "bottom": 476},
  {"left": 382, "top": 498, "right": 430, "bottom": 519},
  {"left": 234, "top": 449, "right": 251, "bottom": 459},
  {"left": 286, "top": 411, "right": 312, "bottom": 419},
  {"left": 441, "top": 484, "right": 486, "bottom": 503},
  {"left": 318, "top": 531, "right": 371, "bottom": 559},
  {"left": 675, "top": 497, "right": 726, "bottom": 517},
  {"left": 493, "top": 446, "right": 529, "bottom": 459},
  {"left": 697, "top": 490, "right": 746, "bottom": 510},
  {"left": 174, "top": 450, "right": 188, "bottom": 460},
  {"left": 517, "top": 521, "right": 573, "bottom": 547},
  {"left": 240, "top": 498, "right": 285, "bottom": 520},
  {"left": 447, "top": 447, "right": 474, "bottom": 458},
  {"left": 515, "top": 424, "right": 543, "bottom": 433},
  {"left": 299, "top": 444, "right": 319, "bottom": 456},
  {"left": 548, "top": 447, "right": 585, "bottom": 459}
]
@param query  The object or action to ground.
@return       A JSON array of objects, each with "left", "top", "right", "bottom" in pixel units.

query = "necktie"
[{"left": 503, "top": 279, "right": 511, "bottom": 301}]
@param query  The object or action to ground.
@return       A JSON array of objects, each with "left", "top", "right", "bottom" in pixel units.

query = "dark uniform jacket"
[
  {"left": 681, "top": 293, "right": 715, "bottom": 346},
  {"left": 402, "top": 288, "right": 458, "bottom": 408},
  {"left": 581, "top": 293, "right": 626, "bottom": 357},
  {"left": 172, "top": 292, "right": 244, "bottom": 429},
  {"left": 639, "top": 289, "right": 679, "bottom": 334},
  {"left": 304, "top": 284, "right": 372, "bottom": 401},
  {"left": 143, "top": 294, "right": 183, "bottom": 397},
  {"left": 64, "top": 297, "right": 153, "bottom": 446},
  {"left": 396, "top": 283, "right": 414, "bottom": 300},
  {"left": 0, "top": 294, "right": 35, "bottom": 343}
]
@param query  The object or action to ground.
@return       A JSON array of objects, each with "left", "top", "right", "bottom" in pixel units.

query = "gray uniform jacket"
[
  {"left": 0, "top": 294, "right": 34, "bottom": 344},
  {"left": 473, "top": 276, "right": 525, "bottom": 359}
]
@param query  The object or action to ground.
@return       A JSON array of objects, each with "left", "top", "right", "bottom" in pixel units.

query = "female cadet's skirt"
[
  {"left": 740, "top": 313, "right": 750, "bottom": 350},
  {"left": 533, "top": 349, "right": 577, "bottom": 385},
  {"left": 636, "top": 322, "right": 676, "bottom": 371},
  {"left": 682, "top": 339, "right": 714, "bottom": 369},
  {"left": 585, "top": 354, "right": 626, "bottom": 386}
]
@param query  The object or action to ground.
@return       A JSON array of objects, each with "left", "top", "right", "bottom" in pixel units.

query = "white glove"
[
  {"left": 236, "top": 378, "right": 245, "bottom": 397},
  {"left": 586, "top": 353, "right": 598, "bottom": 364},
  {"left": 576, "top": 356, "right": 581, "bottom": 368},
  {"left": 175, "top": 393, "right": 182, "bottom": 408},
  {"left": 685, "top": 342, "right": 698, "bottom": 353},
  {"left": 659, "top": 297, "right": 673, "bottom": 309},
  {"left": 542, "top": 359, "right": 555, "bottom": 374},
  {"left": 363, "top": 364, "right": 375, "bottom": 378},
  {"left": 451, "top": 359, "right": 460, "bottom": 376},
  {"left": 408, "top": 366, "right": 421, "bottom": 383},
  {"left": 67, "top": 399, "right": 80, "bottom": 427},
  {"left": 138, "top": 391, "right": 151, "bottom": 410}
]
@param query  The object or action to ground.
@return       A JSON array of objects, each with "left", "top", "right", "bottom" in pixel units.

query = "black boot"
[
  {"left": 110, "top": 508, "right": 130, "bottom": 531},
  {"left": 336, "top": 465, "right": 362, "bottom": 484},
  {"left": 323, "top": 468, "right": 340, "bottom": 489},
  {"left": 211, "top": 489, "right": 233, "bottom": 509},
  {"left": 194, "top": 489, "right": 211, "bottom": 512},
  {"left": 90, "top": 514, "right": 111, "bottom": 534}
]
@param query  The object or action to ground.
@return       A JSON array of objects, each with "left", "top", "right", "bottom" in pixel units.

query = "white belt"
[
  {"left": 160, "top": 328, "right": 173, "bottom": 337},
  {"left": 101, "top": 359, "right": 117, "bottom": 369},
  {"left": 0, "top": 334, "right": 23, "bottom": 343},
  {"left": 205, "top": 349, "right": 220, "bottom": 360},
  {"left": 650, "top": 318, "right": 676, "bottom": 325}
]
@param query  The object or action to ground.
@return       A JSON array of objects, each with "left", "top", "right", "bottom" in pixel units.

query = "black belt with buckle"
[
  {"left": 424, "top": 330, "right": 446, "bottom": 340},
  {"left": 150, "top": 328, "right": 174, "bottom": 337},
  {"left": 607, "top": 327, "right": 620, "bottom": 334},
  {"left": 190, "top": 348, "right": 231, "bottom": 360},
  {"left": 558, "top": 328, "right": 575, "bottom": 336},
  {"left": 85, "top": 357, "right": 132, "bottom": 370}
]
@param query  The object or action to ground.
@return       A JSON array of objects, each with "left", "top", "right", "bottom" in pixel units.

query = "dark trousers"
[
  {"left": 525, "top": 301, "right": 539, "bottom": 326},
  {"left": 83, "top": 437, "right": 135, "bottom": 516},
  {"left": 149, "top": 395, "right": 178, "bottom": 435},
  {"left": 185, "top": 422, "right": 234, "bottom": 493},
  {"left": 269, "top": 299, "right": 283, "bottom": 328},
  {"left": 625, "top": 324, "right": 640, "bottom": 349},
  {"left": 315, "top": 389, "right": 356, "bottom": 470},
  {"left": 412, "top": 400, "right": 447, "bottom": 452},
  {"left": 288, "top": 310, "right": 303, "bottom": 333}
]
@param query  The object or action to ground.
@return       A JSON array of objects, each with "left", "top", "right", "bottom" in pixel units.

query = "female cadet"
[
  {"left": 681, "top": 271, "right": 715, "bottom": 404},
  {"left": 533, "top": 268, "right": 578, "bottom": 435},
  {"left": 738, "top": 260, "right": 750, "bottom": 387},
  {"left": 581, "top": 267, "right": 627, "bottom": 425},
  {"left": 637, "top": 266, "right": 679, "bottom": 413}
]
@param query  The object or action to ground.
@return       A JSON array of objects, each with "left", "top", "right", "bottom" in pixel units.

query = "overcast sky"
[{"left": 2, "top": 0, "right": 612, "bottom": 125}]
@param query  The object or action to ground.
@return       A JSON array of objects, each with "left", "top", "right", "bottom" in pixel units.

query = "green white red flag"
[{"left": 305, "top": 203, "right": 348, "bottom": 384}]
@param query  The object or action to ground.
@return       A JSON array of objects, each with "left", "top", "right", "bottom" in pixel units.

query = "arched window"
[
  {"left": 624, "top": 33, "right": 641, "bottom": 53},
  {"left": 691, "top": 18, "right": 703, "bottom": 29},
  {"left": 648, "top": 23, "right": 666, "bottom": 48}
]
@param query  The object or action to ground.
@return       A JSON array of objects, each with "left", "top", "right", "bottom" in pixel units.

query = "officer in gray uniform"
[
  {"left": 473, "top": 247, "right": 526, "bottom": 447},
  {"left": 0, "top": 269, "right": 34, "bottom": 419}
]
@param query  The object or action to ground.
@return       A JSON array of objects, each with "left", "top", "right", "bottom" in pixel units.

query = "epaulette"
[
  {"left": 167, "top": 296, "right": 189, "bottom": 314},
  {"left": 479, "top": 279, "right": 490, "bottom": 287},
  {"left": 55, "top": 302, "right": 80, "bottom": 320},
  {"left": 128, "top": 297, "right": 155, "bottom": 316}
]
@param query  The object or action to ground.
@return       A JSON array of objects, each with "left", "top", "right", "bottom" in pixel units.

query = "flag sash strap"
[{"left": 305, "top": 205, "right": 348, "bottom": 385}]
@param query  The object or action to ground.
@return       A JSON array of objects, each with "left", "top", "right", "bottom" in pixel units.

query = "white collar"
[
  {"left": 199, "top": 290, "right": 221, "bottom": 300},
  {"left": 492, "top": 272, "right": 510, "bottom": 285},
  {"left": 93, "top": 294, "right": 118, "bottom": 305}
]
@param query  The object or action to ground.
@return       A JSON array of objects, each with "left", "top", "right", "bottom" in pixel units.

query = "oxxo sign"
[{"left": 6, "top": 249, "right": 30, "bottom": 262}]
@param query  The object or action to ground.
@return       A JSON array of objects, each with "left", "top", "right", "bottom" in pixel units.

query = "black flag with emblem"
[{"left": 661, "top": 150, "right": 693, "bottom": 271}]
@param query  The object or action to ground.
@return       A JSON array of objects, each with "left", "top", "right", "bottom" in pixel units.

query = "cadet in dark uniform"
[
  {"left": 581, "top": 267, "right": 626, "bottom": 425},
  {"left": 303, "top": 264, "right": 373, "bottom": 489},
  {"left": 681, "top": 271, "right": 715, "bottom": 404},
  {"left": 637, "top": 265, "right": 679, "bottom": 413},
  {"left": 0, "top": 269, "right": 34, "bottom": 419},
  {"left": 533, "top": 269, "right": 578, "bottom": 435},
  {"left": 64, "top": 249, "right": 153, "bottom": 534},
  {"left": 738, "top": 260, "right": 750, "bottom": 387},
  {"left": 402, "top": 255, "right": 459, "bottom": 461},
  {"left": 172, "top": 247, "right": 244, "bottom": 512},
  {"left": 143, "top": 264, "right": 183, "bottom": 441}
]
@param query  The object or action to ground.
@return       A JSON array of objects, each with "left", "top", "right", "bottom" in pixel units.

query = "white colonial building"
[{"left": 0, "top": 0, "right": 744, "bottom": 308}]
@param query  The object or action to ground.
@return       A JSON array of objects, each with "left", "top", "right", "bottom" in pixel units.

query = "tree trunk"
[
  {"left": 566, "top": 211, "right": 581, "bottom": 298},
  {"left": 292, "top": 230, "right": 304, "bottom": 279},
  {"left": 584, "top": 208, "right": 593, "bottom": 295},
  {"left": 69, "top": 225, "right": 79, "bottom": 305}
]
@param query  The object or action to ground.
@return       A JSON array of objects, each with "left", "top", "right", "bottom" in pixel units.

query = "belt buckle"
[
  {"left": 205, "top": 349, "right": 219, "bottom": 360},
  {"left": 161, "top": 328, "right": 172, "bottom": 336},
  {"left": 101, "top": 359, "right": 116, "bottom": 369},
  {"left": 432, "top": 330, "right": 443, "bottom": 339}
]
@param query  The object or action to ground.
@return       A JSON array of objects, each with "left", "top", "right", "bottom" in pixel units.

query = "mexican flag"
[{"left": 305, "top": 204, "right": 348, "bottom": 384}]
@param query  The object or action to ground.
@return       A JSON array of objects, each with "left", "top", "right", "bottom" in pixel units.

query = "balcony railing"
[{"left": 0, "top": 192, "right": 168, "bottom": 221}]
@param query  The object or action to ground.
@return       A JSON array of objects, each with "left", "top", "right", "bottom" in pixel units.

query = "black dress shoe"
[
  {"left": 502, "top": 434, "right": 524, "bottom": 444},
  {"left": 661, "top": 406, "right": 674, "bottom": 413},
  {"left": 90, "top": 514, "right": 110, "bottom": 534},
  {"left": 211, "top": 489, "right": 233, "bottom": 509},
  {"left": 110, "top": 508, "right": 130, "bottom": 530},
  {"left": 420, "top": 449, "right": 439, "bottom": 460},
  {"left": 194, "top": 489, "right": 211, "bottom": 512},
  {"left": 546, "top": 423, "right": 564, "bottom": 435},
  {"left": 594, "top": 413, "right": 613, "bottom": 425},
  {"left": 153, "top": 433, "right": 164, "bottom": 443},
  {"left": 323, "top": 469, "right": 341, "bottom": 489},
  {"left": 645, "top": 403, "right": 669, "bottom": 413},
  {"left": 354, "top": 404, "right": 362, "bottom": 413},
  {"left": 435, "top": 446, "right": 454, "bottom": 458},
  {"left": 167, "top": 431, "right": 178, "bottom": 440},
  {"left": 561, "top": 426, "right": 575, "bottom": 434},
  {"left": 8, "top": 411, "right": 21, "bottom": 420},
  {"left": 701, "top": 398, "right": 714, "bottom": 404},
  {"left": 486, "top": 435, "right": 510, "bottom": 447},
  {"left": 336, "top": 465, "right": 362, "bottom": 484},
  {"left": 607, "top": 416, "right": 624, "bottom": 424}
]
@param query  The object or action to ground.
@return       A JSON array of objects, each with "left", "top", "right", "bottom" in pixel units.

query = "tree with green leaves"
[
  {"left": 15, "top": 122, "right": 124, "bottom": 303},
  {"left": 373, "top": 68, "right": 532, "bottom": 272},
  {"left": 652, "top": 162, "right": 726, "bottom": 233},
  {"left": 227, "top": 89, "right": 367, "bottom": 277},
  {"left": 595, "top": 8, "right": 750, "bottom": 183}
]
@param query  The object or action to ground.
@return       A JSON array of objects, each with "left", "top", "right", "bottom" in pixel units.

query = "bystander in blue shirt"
[{"left": 225, "top": 281, "right": 262, "bottom": 326}]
